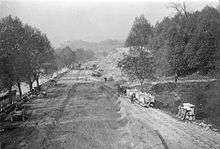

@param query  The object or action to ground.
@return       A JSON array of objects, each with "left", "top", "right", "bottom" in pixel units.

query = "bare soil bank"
[{"left": 150, "top": 80, "right": 220, "bottom": 130}]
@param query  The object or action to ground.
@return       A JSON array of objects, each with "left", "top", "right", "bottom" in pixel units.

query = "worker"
[
  {"left": 123, "top": 88, "right": 127, "bottom": 95},
  {"left": 131, "top": 93, "right": 135, "bottom": 104},
  {"left": 117, "top": 85, "right": 121, "bottom": 96},
  {"left": 177, "top": 105, "right": 182, "bottom": 118}
]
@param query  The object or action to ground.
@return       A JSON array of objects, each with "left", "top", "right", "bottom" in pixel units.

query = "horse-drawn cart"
[{"left": 125, "top": 87, "right": 155, "bottom": 107}]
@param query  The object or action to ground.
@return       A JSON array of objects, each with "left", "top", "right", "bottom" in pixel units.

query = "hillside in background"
[
  {"left": 98, "top": 47, "right": 129, "bottom": 80},
  {"left": 60, "top": 39, "right": 124, "bottom": 57}
]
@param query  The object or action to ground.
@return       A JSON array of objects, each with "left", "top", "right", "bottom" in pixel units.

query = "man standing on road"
[
  {"left": 117, "top": 85, "right": 121, "bottom": 97},
  {"left": 131, "top": 93, "right": 135, "bottom": 104}
]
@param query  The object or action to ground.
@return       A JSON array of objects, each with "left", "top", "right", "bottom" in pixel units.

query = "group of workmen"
[{"left": 117, "top": 85, "right": 136, "bottom": 103}]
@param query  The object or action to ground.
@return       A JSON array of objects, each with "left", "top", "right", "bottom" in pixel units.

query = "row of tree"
[
  {"left": 119, "top": 5, "right": 220, "bottom": 86},
  {"left": 152, "top": 5, "right": 220, "bottom": 78},
  {"left": 55, "top": 46, "right": 76, "bottom": 68},
  {"left": 54, "top": 46, "right": 95, "bottom": 69},
  {"left": 0, "top": 15, "right": 57, "bottom": 97}
]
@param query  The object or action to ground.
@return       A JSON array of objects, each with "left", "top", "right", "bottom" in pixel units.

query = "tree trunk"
[
  {"left": 17, "top": 81, "right": 22, "bottom": 98},
  {"left": 7, "top": 85, "right": 13, "bottom": 104},
  {"left": 29, "top": 79, "right": 33, "bottom": 91},
  {"left": 36, "top": 76, "right": 40, "bottom": 88}
]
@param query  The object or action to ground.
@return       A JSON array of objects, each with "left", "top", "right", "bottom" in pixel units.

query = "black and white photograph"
[{"left": 0, "top": 0, "right": 220, "bottom": 148}]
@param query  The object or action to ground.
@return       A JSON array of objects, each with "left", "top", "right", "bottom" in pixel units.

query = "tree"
[
  {"left": 125, "top": 15, "right": 153, "bottom": 49},
  {"left": 188, "top": 7, "right": 220, "bottom": 75},
  {"left": 22, "top": 24, "right": 56, "bottom": 90},
  {"left": 0, "top": 15, "right": 57, "bottom": 96},
  {"left": 169, "top": 2, "right": 189, "bottom": 18},
  {"left": 30, "top": 30, "right": 56, "bottom": 88},
  {"left": 148, "top": 17, "right": 172, "bottom": 77},
  {"left": 118, "top": 49, "right": 155, "bottom": 90},
  {"left": 120, "top": 15, "right": 155, "bottom": 89},
  {"left": 0, "top": 15, "right": 26, "bottom": 97},
  {"left": 55, "top": 46, "right": 76, "bottom": 67},
  {"left": 166, "top": 6, "right": 220, "bottom": 81},
  {"left": 75, "top": 48, "right": 95, "bottom": 63}
]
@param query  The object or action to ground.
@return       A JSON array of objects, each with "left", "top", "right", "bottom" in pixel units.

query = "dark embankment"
[{"left": 150, "top": 80, "right": 220, "bottom": 129}]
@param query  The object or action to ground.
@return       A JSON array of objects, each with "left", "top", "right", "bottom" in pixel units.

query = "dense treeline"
[
  {"left": 54, "top": 46, "right": 95, "bottom": 69},
  {"left": 119, "top": 5, "right": 220, "bottom": 83},
  {"left": 0, "top": 15, "right": 93, "bottom": 103},
  {"left": 55, "top": 46, "right": 76, "bottom": 68},
  {"left": 74, "top": 48, "right": 95, "bottom": 63},
  {"left": 151, "top": 6, "right": 220, "bottom": 79},
  {"left": 0, "top": 15, "right": 65, "bottom": 97}
]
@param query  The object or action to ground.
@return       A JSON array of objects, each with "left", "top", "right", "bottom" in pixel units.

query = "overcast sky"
[{"left": 0, "top": 0, "right": 219, "bottom": 47}]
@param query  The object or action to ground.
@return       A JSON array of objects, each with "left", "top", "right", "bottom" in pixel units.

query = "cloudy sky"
[{"left": 0, "top": 0, "right": 219, "bottom": 47}]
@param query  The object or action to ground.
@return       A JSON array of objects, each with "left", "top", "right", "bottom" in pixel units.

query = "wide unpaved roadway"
[
  {"left": 0, "top": 69, "right": 220, "bottom": 149},
  {"left": 120, "top": 97, "right": 220, "bottom": 149}
]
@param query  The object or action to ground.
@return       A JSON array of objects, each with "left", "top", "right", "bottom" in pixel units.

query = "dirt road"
[
  {"left": 119, "top": 97, "right": 220, "bottom": 149},
  {"left": 0, "top": 70, "right": 164, "bottom": 149},
  {"left": 1, "top": 69, "right": 219, "bottom": 149}
]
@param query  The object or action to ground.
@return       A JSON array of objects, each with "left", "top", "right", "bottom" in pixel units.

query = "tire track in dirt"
[
  {"left": 155, "top": 130, "right": 169, "bottom": 149},
  {"left": 103, "top": 84, "right": 165, "bottom": 149},
  {"left": 38, "top": 70, "right": 83, "bottom": 149},
  {"left": 123, "top": 96, "right": 220, "bottom": 149},
  {"left": 59, "top": 82, "right": 122, "bottom": 149},
  {"left": 142, "top": 108, "right": 220, "bottom": 149},
  {"left": 37, "top": 70, "right": 123, "bottom": 149},
  {"left": 54, "top": 84, "right": 77, "bottom": 122}
]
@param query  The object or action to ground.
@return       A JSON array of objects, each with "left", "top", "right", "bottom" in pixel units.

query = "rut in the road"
[
  {"left": 40, "top": 82, "right": 127, "bottom": 149},
  {"left": 54, "top": 84, "right": 77, "bottom": 122},
  {"left": 39, "top": 84, "right": 78, "bottom": 148}
]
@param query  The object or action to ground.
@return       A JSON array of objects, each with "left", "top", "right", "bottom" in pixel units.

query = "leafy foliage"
[
  {"left": 54, "top": 47, "right": 95, "bottom": 69},
  {"left": 0, "top": 15, "right": 57, "bottom": 96},
  {"left": 125, "top": 15, "right": 153, "bottom": 48},
  {"left": 167, "top": 7, "right": 220, "bottom": 77},
  {"left": 120, "top": 15, "right": 155, "bottom": 87},
  {"left": 118, "top": 49, "right": 155, "bottom": 86},
  {"left": 55, "top": 46, "right": 76, "bottom": 68},
  {"left": 0, "top": 15, "right": 26, "bottom": 93},
  {"left": 74, "top": 48, "right": 95, "bottom": 63},
  {"left": 22, "top": 24, "right": 57, "bottom": 88},
  {"left": 148, "top": 6, "right": 220, "bottom": 79}
]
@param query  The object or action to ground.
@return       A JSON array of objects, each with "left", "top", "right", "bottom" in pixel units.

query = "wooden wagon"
[
  {"left": 0, "top": 90, "right": 17, "bottom": 112},
  {"left": 177, "top": 103, "right": 195, "bottom": 121}
]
